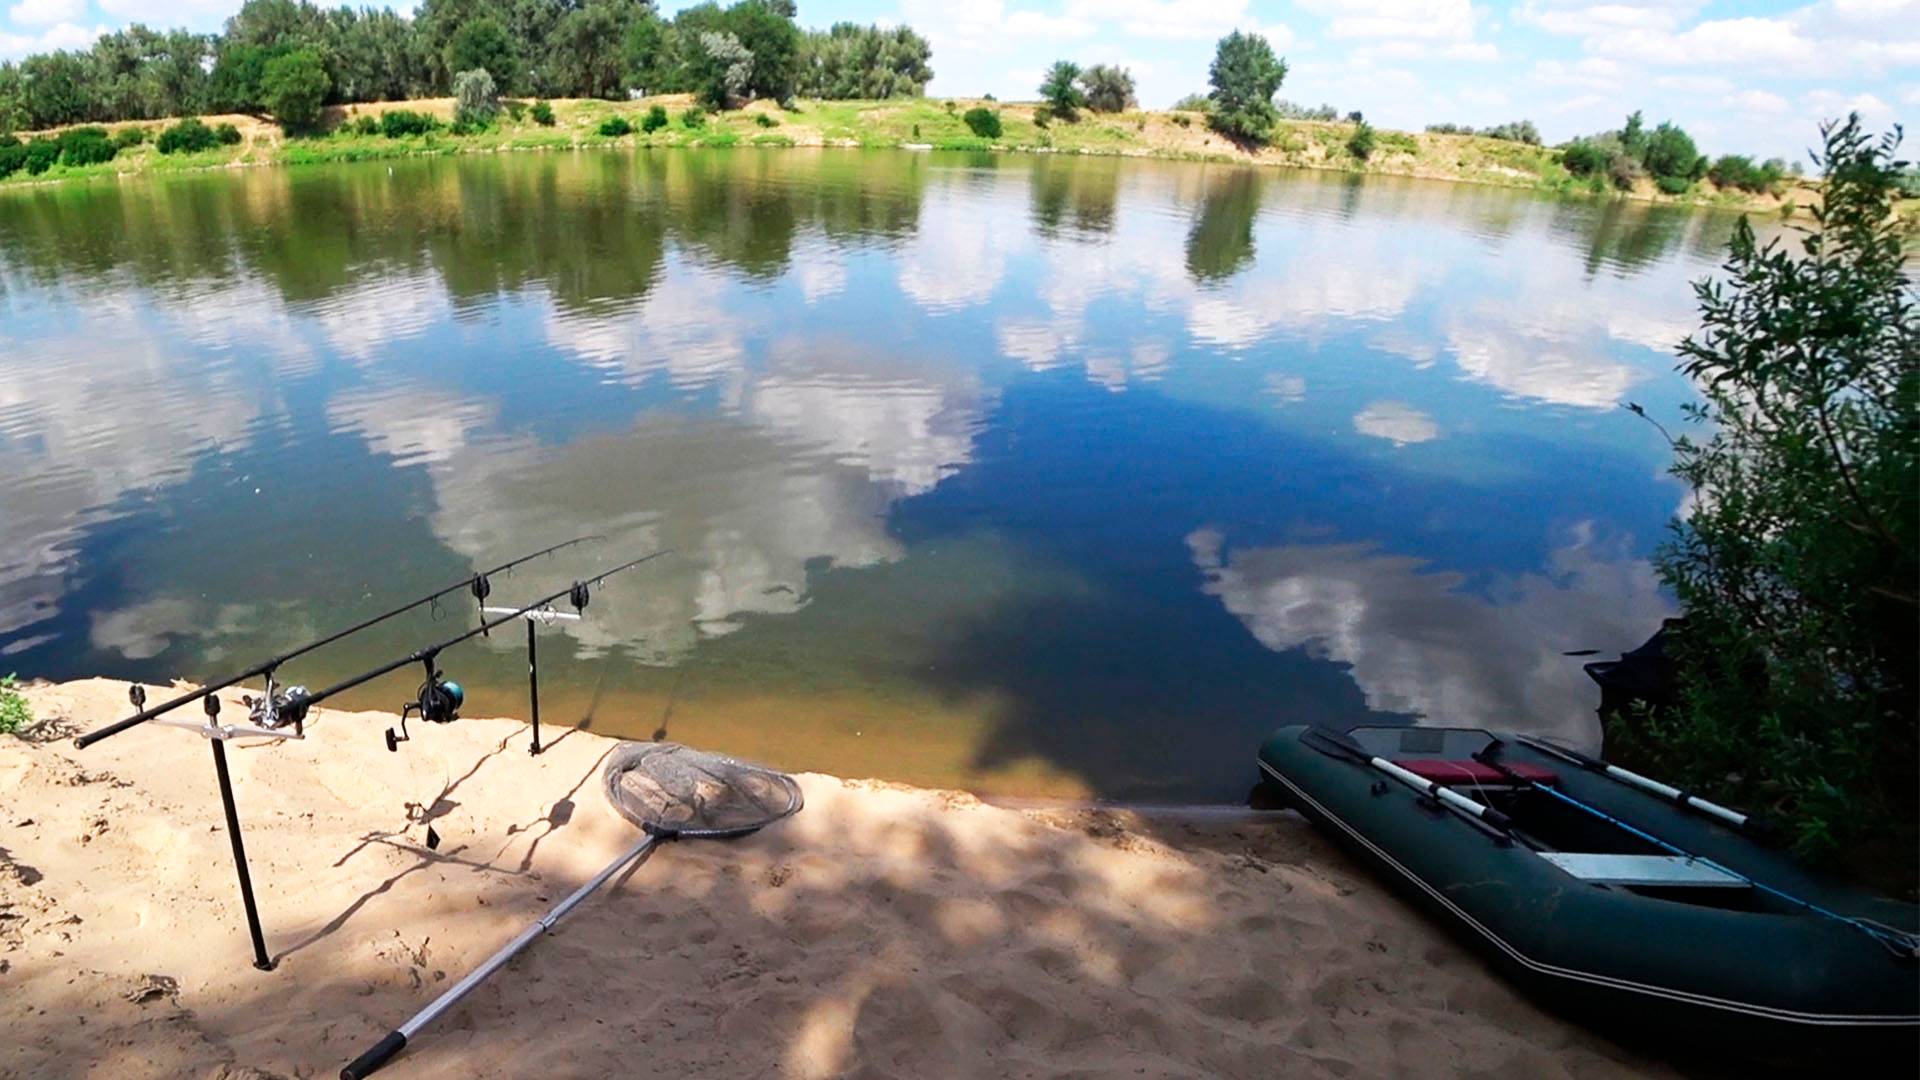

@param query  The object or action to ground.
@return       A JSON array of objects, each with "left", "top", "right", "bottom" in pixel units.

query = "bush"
[
  {"left": 380, "top": 110, "right": 438, "bottom": 138},
  {"left": 1708, "top": 154, "right": 1785, "bottom": 194},
  {"left": 1080, "top": 64, "right": 1136, "bottom": 113},
  {"left": 0, "top": 137, "right": 25, "bottom": 180},
  {"left": 214, "top": 123, "right": 241, "bottom": 146},
  {"left": 1608, "top": 152, "right": 1644, "bottom": 191},
  {"left": 641, "top": 104, "right": 669, "bottom": 133},
  {"left": 112, "top": 126, "right": 147, "bottom": 148},
  {"left": 1171, "top": 113, "right": 1190, "bottom": 128},
  {"left": 1039, "top": 60, "right": 1085, "bottom": 121},
  {"left": 1276, "top": 100, "right": 1338, "bottom": 121},
  {"left": 1626, "top": 117, "right": 1919, "bottom": 882},
  {"left": 598, "top": 114, "right": 633, "bottom": 136},
  {"left": 56, "top": 126, "right": 116, "bottom": 166},
  {"left": 1640, "top": 120, "right": 1700, "bottom": 181},
  {"left": 1560, "top": 138, "right": 1608, "bottom": 176},
  {"left": 22, "top": 137, "right": 55, "bottom": 174},
  {"left": 352, "top": 114, "right": 380, "bottom": 136},
  {"left": 156, "top": 117, "right": 219, "bottom": 154},
  {"left": 531, "top": 100, "right": 556, "bottom": 126},
  {"left": 1346, "top": 120, "right": 1375, "bottom": 161},
  {"left": 260, "top": 48, "right": 330, "bottom": 133},
  {"left": 681, "top": 106, "right": 706, "bottom": 129},
  {"left": 962, "top": 106, "right": 1001, "bottom": 139},
  {"left": 1170, "top": 93, "right": 1211, "bottom": 113},
  {"left": 453, "top": 68, "right": 500, "bottom": 129},
  {"left": 0, "top": 674, "right": 28, "bottom": 736},
  {"left": 754, "top": 111, "right": 778, "bottom": 127},
  {"left": 1206, "top": 30, "right": 1287, "bottom": 144},
  {"left": 1032, "top": 108, "right": 1049, "bottom": 129},
  {"left": 1653, "top": 174, "right": 1692, "bottom": 195}
]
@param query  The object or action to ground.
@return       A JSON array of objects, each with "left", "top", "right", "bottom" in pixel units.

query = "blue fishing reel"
[{"left": 385, "top": 668, "right": 465, "bottom": 752}]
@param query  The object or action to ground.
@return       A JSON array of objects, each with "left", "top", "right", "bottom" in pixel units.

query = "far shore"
[
  {"left": 2, "top": 93, "right": 1824, "bottom": 217},
  {"left": 0, "top": 676, "right": 1670, "bottom": 1078}
]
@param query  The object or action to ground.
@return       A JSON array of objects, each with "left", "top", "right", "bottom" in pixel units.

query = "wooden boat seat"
[{"left": 1539, "top": 852, "right": 1750, "bottom": 888}]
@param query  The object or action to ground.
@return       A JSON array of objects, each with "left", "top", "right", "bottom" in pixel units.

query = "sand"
[{"left": 1, "top": 678, "right": 1666, "bottom": 1079}]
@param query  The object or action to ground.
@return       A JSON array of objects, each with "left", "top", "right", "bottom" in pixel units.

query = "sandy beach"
[{"left": 1, "top": 678, "right": 1666, "bottom": 1079}]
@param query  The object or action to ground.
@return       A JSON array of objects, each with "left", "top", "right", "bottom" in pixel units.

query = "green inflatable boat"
[{"left": 1257, "top": 724, "right": 1919, "bottom": 1062}]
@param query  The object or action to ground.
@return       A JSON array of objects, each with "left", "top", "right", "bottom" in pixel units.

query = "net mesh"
[{"left": 603, "top": 742, "right": 803, "bottom": 839}]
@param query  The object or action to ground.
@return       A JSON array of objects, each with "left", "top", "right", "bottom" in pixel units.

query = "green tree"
[
  {"left": 689, "top": 30, "right": 753, "bottom": 107},
  {"left": 962, "top": 106, "right": 1001, "bottom": 138},
  {"left": 795, "top": 23, "right": 931, "bottom": 99},
  {"left": 1079, "top": 64, "right": 1135, "bottom": 113},
  {"left": 1347, "top": 119, "right": 1375, "bottom": 161},
  {"left": 725, "top": 0, "right": 800, "bottom": 102},
  {"left": 623, "top": 11, "right": 672, "bottom": 92},
  {"left": 1206, "top": 30, "right": 1286, "bottom": 144},
  {"left": 548, "top": 0, "right": 642, "bottom": 99},
  {"left": 445, "top": 17, "right": 519, "bottom": 94},
  {"left": 1641, "top": 120, "right": 1700, "bottom": 180},
  {"left": 260, "top": 47, "right": 331, "bottom": 132},
  {"left": 1627, "top": 117, "right": 1918, "bottom": 880},
  {"left": 1039, "top": 60, "right": 1085, "bottom": 120}
]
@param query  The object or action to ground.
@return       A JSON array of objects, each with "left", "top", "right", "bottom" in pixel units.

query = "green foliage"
[
  {"left": 1039, "top": 60, "right": 1085, "bottom": 121},
  {"left": 754, "top": 111, "right": 778, "bottom": 127},
  {"left": 22, "top": 137, "right": 57, "bottom": 174},
  {"left": 444, "top": 17, "right": 518, "bottom": 92},
  {"left": 452, "top": 68, "right": 499, "bottom": 129},
  {"left": 1653, "top": 173, "right": 1692, "bottom": 195},
  {"left": 1206, "top": 30, "right": 1286, "bottom": 145},
  {"left": 352, "top": 113, "right": 381, "bottom": 135},
  {"left": 0, "top": 675, "right": 29, "bottom": 736},
  {"left": 215, "top": 123, "right": 242, "bottom": 145},
  {"left": 642, "top": 104, "right": 669, "bottom": 132},
  {"left": 260, "top": 47, "right": 330, "bottom": 133},
  {"left": 1609, "top": 151, "right": 1644, "bottom": 191},
  {"left": 1708, "top": 154, "right": 1786, "bottom": 194},
  {"left": 1560, "top": 138, "right": 1609, "bottom": 176},
  {"left": 546, "top": 0, "right": 634, "bottom": 100},
  {"left": 1377, "top": 129, "right": 1417, "bottom": 155},
  {"left": 1170, "top": 93, "right": 1211, "bottom": 113},
  {"left": 1628, "top": 117, "right": 1918, "bottom": 880},
  {"left": 681, "top": 106, "right": 706, "bottom": 128},
  {"left": 531, "top": 100, "right": 556, "bottom": 126},
  {"left": 962, "top": 106, "right": 1001, "bottom": 139},
  {"left": 379, "top": 109, "right": 438, "bottom": 138},
  {"left": 598, "top": 113, "right": 633, "bottom": 136},
  {"left": 0, "top": 135, "right": 24, "bottom": 179},
  {"left": 689, "top": 30, "right": 755, "bottom": 107},
  {"left": 1641, "top": 120, "right": 1700, "bottom": 181},
  {"left": 156, "top": 116, "right": 220, "bottom": 154},
  {"left": 55, "top": 126, "right": 118, "bottom": 167},
  {"left": 1080, "top": 64, "right": 1135, "bottom": 114},
  {"left": 794, "top": 22, "right": 932, "bottom": 99},
  {"left": 113, "top": 126, "right": 147, "bottom": 148},
  {"left": 1429, "top": 119, "right": 1540, "bottom": 144},
  {"left": 1346, "top": 120, "right": 1375, "bottom": 161},
  {"left": 1171, "top": 113, "right": 1190, "bottom": 128}
]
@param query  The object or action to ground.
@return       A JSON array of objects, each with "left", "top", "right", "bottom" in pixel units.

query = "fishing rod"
[
  {"left": 74, "top": 535, "right": 604, "bottom": 750},
  {"left": 279, "top": 549, "right": 668, "bottom": 752},
  {"left": 1474, "top": 740, "right": 1920, "bottom": 959}
]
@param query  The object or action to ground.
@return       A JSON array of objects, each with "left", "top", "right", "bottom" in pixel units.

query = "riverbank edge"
[{"left": 1, "top": 95, "right": 1815, "bottom": 217}]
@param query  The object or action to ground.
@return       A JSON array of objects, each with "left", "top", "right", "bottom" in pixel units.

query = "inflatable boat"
[{"left": 1257, "top": 724, "right": 1919, "bottom": 1061}]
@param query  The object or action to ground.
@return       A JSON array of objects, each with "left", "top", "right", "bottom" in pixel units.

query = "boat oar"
[
  {"left": 1514, "top": 734, "right": 1775, "bottom": 840},
  {"left": 1301, "top": 727, "right": 1516, "bottom": 840},
  {"left": 1475, "top": 741, "right": 1920, "bottom": 960}
]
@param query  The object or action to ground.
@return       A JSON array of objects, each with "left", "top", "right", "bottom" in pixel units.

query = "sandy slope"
[{"left": 0, "top": 678, "right": 1663, "bottom": 1079}]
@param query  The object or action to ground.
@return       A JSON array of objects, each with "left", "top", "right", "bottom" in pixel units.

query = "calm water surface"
[{"left": 0, "top": 149, "right": 1735, "bottom": 801}]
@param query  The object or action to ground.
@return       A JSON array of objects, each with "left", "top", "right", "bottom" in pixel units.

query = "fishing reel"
[
  {"left": 244, "top": 684, "right": 311, "bottom": 733},
  {"left": 385, "top": 667, "right": 464, "bottom": 752}
]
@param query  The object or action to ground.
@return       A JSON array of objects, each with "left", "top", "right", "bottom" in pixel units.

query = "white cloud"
[
  {"left": 1517, "top": 1, "right": 1698, "bottom": 36},
  {"left": 902, "top": 0, "right": 1095, "bottom": 53},
  {"left": 6, "top": 0, "right": 83, "bottom": 27},
  {"left": 0, "top": 19, "right": 100, "bottom": 59},
  {"left": 1352, "top": 401, "right": 1439, "bottom": 445},
  {"left": 1804, "top": 88, "right": 1895, "bottom": 125},
  {"left": 1298, "top": 0, "right": 1479, "bottom": 42},
  {"left": 1726, "top": 88, "right": 1791, "bottom": 115}
]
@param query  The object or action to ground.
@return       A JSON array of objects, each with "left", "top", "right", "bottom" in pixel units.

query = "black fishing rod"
[
  {"left": 1473, "top": 740, "right": 1920, "bottom": 959},
  {"left": 280, "top": 549, "right": 669, "bottom": 728},
  {"left": 74, "top": 535, "right": 604, "bottom": 750}
]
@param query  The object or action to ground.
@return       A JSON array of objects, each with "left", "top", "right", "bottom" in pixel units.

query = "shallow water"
[{"left": 0, "top": 148, "right": 1736, "bottom": 800}]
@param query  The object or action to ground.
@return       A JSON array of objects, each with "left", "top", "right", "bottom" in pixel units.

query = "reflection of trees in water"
[
  {"left": 1028, "top": 155, "right": 1119, "bottom": 239},
  {"left": 1184, "top": 167, "right": 1262, "bottom": 284},
  {"left": 0, "top": 149, "right": 930, "bottom": 313},
  {"left": 1549, "top": 198, "right": 1722, "bottom": 278}
]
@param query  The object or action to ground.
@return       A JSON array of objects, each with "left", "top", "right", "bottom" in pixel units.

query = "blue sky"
[{"left": 3, "top": 1, "right": 1912, "bottom": 160}]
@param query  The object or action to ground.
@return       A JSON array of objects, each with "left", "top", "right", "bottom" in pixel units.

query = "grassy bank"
[{"left": 2, "top": 94, "right": 1817, "bottom": 213}]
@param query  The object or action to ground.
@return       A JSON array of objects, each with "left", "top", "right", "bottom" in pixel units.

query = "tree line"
[{"left": 0, "top": 0, "right": 932, "bottom": 132}]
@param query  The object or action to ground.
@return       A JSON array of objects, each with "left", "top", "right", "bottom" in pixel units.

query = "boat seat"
[
  {"left": 1539, "top": 852, "right": 1750, "bottom": 888},
  {"left": 1396, "top": 759, "right": 1558, "bottom": 786}
]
